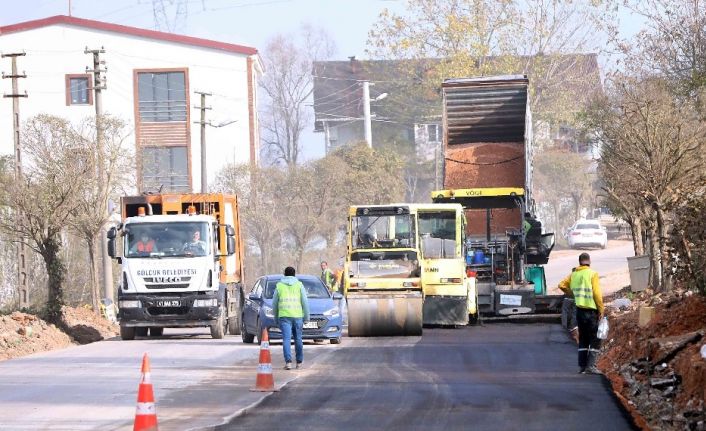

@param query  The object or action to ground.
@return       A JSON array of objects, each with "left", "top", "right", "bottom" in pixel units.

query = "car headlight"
[
  {"left": 264, "top": 306, "right": 274, "bottom": 318},
  {"left": 323, "top": 307, "right": 340, "bottom": 317},
  {"left": 193, "top": 298, "right": 218, "bottom": 307},
  {"left": 119, "top": 300, "right": 141, "bottom": 308}
]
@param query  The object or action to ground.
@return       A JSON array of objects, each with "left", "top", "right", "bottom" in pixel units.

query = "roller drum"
[{"left": 346, "top": 291, "right": 423, "bottom": 337}]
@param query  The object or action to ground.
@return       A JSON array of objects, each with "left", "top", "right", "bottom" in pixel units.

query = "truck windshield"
[
  {"left": 125, "top": 222, "right": 210, "bottom": 258},
  {"left": 352, "top": 214, "right": 415, "bottom": 249},
  {"left": 418, "top": 211, "right": 459, "bottom": 259},
  {"left": 349, "top": 250, "right": 420, "bottom": 279}
]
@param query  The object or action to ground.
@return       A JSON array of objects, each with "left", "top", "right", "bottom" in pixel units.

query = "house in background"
[
  {"left": 312, "top": 55, "right": 602, "bottom": 160},
  {"left": 0, "top": 15, "right": 262, "bottom": 193}
]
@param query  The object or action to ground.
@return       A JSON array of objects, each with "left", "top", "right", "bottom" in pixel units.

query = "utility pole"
[
  {"left": 2, "top": 52, "right": 29, "bottom": 309},
  {"left": 85, "top": 46, "right": 113, "bottom": 303},
  {"left": 193, "top": 91, "right": 211, "bottom": 193},
  {"left": 362, "top": 81, "right": 372, "bottom": 148}
]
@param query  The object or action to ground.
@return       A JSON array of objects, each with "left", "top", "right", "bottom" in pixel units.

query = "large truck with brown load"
[
  {"left": 432, "top": 75, "right": 559, "bottom": 317},
  {"left": 107, "top": 193, "right": 246, "bottom": 339}
]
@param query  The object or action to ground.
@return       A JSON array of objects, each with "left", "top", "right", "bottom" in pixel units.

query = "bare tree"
[
  {"left": 584, "top": 77, "right": 706, "bottom": 291},
  {"left": 0, "top": 115, "right": 90, "bottom": 322},
  {"left": 213, "top": 164, "right": 286, "bottom": 275},
  {"left": 260, "top": 24, "right": 335, "bottom": 166},
  {"left": 67, "top": 116, "right": 134, "bottom": 312},
  {"left": 613, "top": 0, "right": 706, "bottom": 97}
]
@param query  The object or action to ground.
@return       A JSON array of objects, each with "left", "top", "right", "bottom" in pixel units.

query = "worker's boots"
[{"left": 584, "top": 350, "right": 602, "bottom": 375}]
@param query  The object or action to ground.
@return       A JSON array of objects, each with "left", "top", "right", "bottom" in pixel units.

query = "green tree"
[
  {"left": 367, "top": 0, "right": 609, "bottom": 125},
  {"left": 0, "top": 115, "right": 90, "bottom": 322}
]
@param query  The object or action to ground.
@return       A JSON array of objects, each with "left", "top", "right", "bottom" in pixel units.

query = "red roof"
[{"left": 0, "top": 15, "right": 258, "bottom": 56}]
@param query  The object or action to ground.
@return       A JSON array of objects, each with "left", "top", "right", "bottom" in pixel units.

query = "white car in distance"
[{"left": 567, "top": 220, "right": 607, "bottom": 249}]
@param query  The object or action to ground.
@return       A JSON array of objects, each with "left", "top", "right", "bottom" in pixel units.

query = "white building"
[{"left": 0, "top": 15, "right": 262, "bottom": 193}]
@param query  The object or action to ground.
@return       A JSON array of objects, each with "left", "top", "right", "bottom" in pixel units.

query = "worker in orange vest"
[{"left": 131, "top": 233, "right": 157, "bottom": 255}]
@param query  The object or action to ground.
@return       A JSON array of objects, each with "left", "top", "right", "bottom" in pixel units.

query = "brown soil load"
[
  {"left": 599, "top": 292, "right": 706, "bottom": 430},
  {"left": 60, "top": 306, "right": 119, "bottom": 344},
  {"left": 444, "top": 142, "right": 525, "bottom": 189},
  {"left": 465, "top": 208, "right": 521, "bottom": 236},
  {"left": 0, "top": 312, "right": 73, "bottom": 361},
  {"left": 0, "top": 306, "right": 119, "bottom": 361}
]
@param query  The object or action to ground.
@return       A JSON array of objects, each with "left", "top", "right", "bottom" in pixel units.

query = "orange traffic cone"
[
  {"left": 133, "top": 353, "right": 158, "bottom": 431},
  {"left": 250, "top": 328, "right": 278, "bottom": 392}
]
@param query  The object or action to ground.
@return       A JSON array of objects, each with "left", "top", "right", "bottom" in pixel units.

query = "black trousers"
[{"left": 576, "top": 307, "right": 600, "bottom": 368}]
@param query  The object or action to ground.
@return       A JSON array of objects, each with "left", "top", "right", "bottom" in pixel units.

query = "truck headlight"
[
  {"left": 264, "top": 306, "right": 274, "bottom": 318},
  {"left": 119, "top": 300, "right": 141, "bottom": 308},
  {"left": 323, "top": 307, "right": 340, "bottom": 317},
  {"left": 193, "top": 298, "right": 218, "bottom": 307}
]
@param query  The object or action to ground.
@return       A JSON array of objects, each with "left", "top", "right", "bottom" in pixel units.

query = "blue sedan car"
[{"left": 241, "top": 274, "right": 343, "bottom": 344}]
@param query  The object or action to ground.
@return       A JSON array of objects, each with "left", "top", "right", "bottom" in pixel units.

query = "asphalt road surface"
[
  {"left": 217, "top": 325, "right": 635, "bottom": 431},
  {"left": 0, "top": 328, "right": 337, "bottom": 431}
]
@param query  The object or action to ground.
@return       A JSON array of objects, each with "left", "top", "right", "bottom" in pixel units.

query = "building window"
[
  {"left": 142, "top": 146, "right": 189, "bottom": 192},
  {"left": 427, "top": 124, "right": 442, "bottom": 143},
  {"left": 137, "top": 71, "right": 187, "bottom": 122},
  {"left": 65, "top": 74, "right": 92, "bottom": 106}
]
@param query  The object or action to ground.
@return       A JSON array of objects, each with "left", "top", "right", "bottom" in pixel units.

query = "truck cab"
[{"left": 108, "top": 194, "right": 244, "bottom": 340}]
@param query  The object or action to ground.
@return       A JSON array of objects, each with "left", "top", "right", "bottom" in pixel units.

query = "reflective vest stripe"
[
  {"left": 570, "top": 269, "right": 597, "bottom": 310},
  {"left": 277, "top": 282, "right": 304, "bottom": 318}
]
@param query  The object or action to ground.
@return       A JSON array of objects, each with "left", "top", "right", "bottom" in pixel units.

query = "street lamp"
[{"left": 363, "top": 82, "right": 388, "bottom": 148}]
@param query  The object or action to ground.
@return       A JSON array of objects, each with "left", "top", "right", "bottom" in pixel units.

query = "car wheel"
[
  {"left": 241, "top": 315, "right": 255, "bottom": 344},
  {"left": 255, "top": 319, "right": 265, "bottom": 345},
  {"left": 135, "top": 327, "right": 148, "bottom": 337},
  {"left": 149, "top": 327, "right": 163, "bottom": 337},
  {"left": 330, "top": 337, "right": 341, "bottom": 344},
  {"left": 120, "top": 325, "right": 135, "bottom": 340}
]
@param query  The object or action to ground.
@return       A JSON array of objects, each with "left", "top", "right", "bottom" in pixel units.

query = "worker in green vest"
[
  {"left": 272, "top": 266, "right": 309, "bottom": 370},
  {"left": 558, "top": 252, "right": 605, "bottom": 375},
  {"left": 320, "top": 261, "right": 336, "bottom": 293}
]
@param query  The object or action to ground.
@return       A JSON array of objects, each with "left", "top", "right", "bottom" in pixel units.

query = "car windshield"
[
  {"left": 264, "top": 279, "right": 330, "bottom": 299},
  {"left": 352, "top": 214, "right": 415, "bottom": 249},
  {"left": 576, "top": 224, "right": 600, "bottom": 230},
  {"left": 124, "top": 222, "right": 210, "bottom": 258}
]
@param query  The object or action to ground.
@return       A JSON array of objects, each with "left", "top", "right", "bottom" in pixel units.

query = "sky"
[{"left": 1, "top": 0, "right": 644, "bottom": 161}]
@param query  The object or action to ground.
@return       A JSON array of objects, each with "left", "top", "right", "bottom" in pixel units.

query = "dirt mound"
[
  {"left": 60, "top": 306, "right": 119, "bottom": 344},
  {"left": 599, "top": 291, "right": 706, "bottom": 430},
  {"left": 0, "top": 312, "right": 73, "bottom": 361}
]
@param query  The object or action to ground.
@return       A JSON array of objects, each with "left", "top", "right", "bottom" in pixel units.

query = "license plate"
[
  {"left": 303, "top": 321, "right": 318, "bottom": 329},
  {"left": 156, "top": 300, "right": 181, "bottom": 307}
]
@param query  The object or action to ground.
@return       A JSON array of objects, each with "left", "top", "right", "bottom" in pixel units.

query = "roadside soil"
[
  {"left": 599, "top": 288, "right": 706, "bottom": 431},
  {"left": 0, "top": 306, "right": 118, "bottom": 361}
]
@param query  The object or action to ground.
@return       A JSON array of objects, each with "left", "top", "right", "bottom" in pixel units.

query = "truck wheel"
[
  {"left": 120, "top": 325, "right": 135, "bottom": 340},
  {"left": 150, "top": 327, "right": 164, "bottom": 337},
  {"left": 210, "top": 307, "right": 227, "bottom": 339},
  {"left": 135, "top": 327, "right": 148, "bottom": 337},
  {"left": 330, "top": 337, "right": 341, "bottom": 344},
  {"left": 228, "top": 313, "right": 241, "bottom": 335}
]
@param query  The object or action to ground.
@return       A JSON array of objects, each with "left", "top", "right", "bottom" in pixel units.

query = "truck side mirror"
[
  {"left": 107, "top": 237, "right": 116, "bottom": 258},
  {"left": 225, "top": 225, "right": 235, "bottom": 236},
  {"left": 107, "top": 226, "right": 117, "bottom": 239},
  {"left": 227, "top": 236, "right": 235, "bottom": 255}
]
